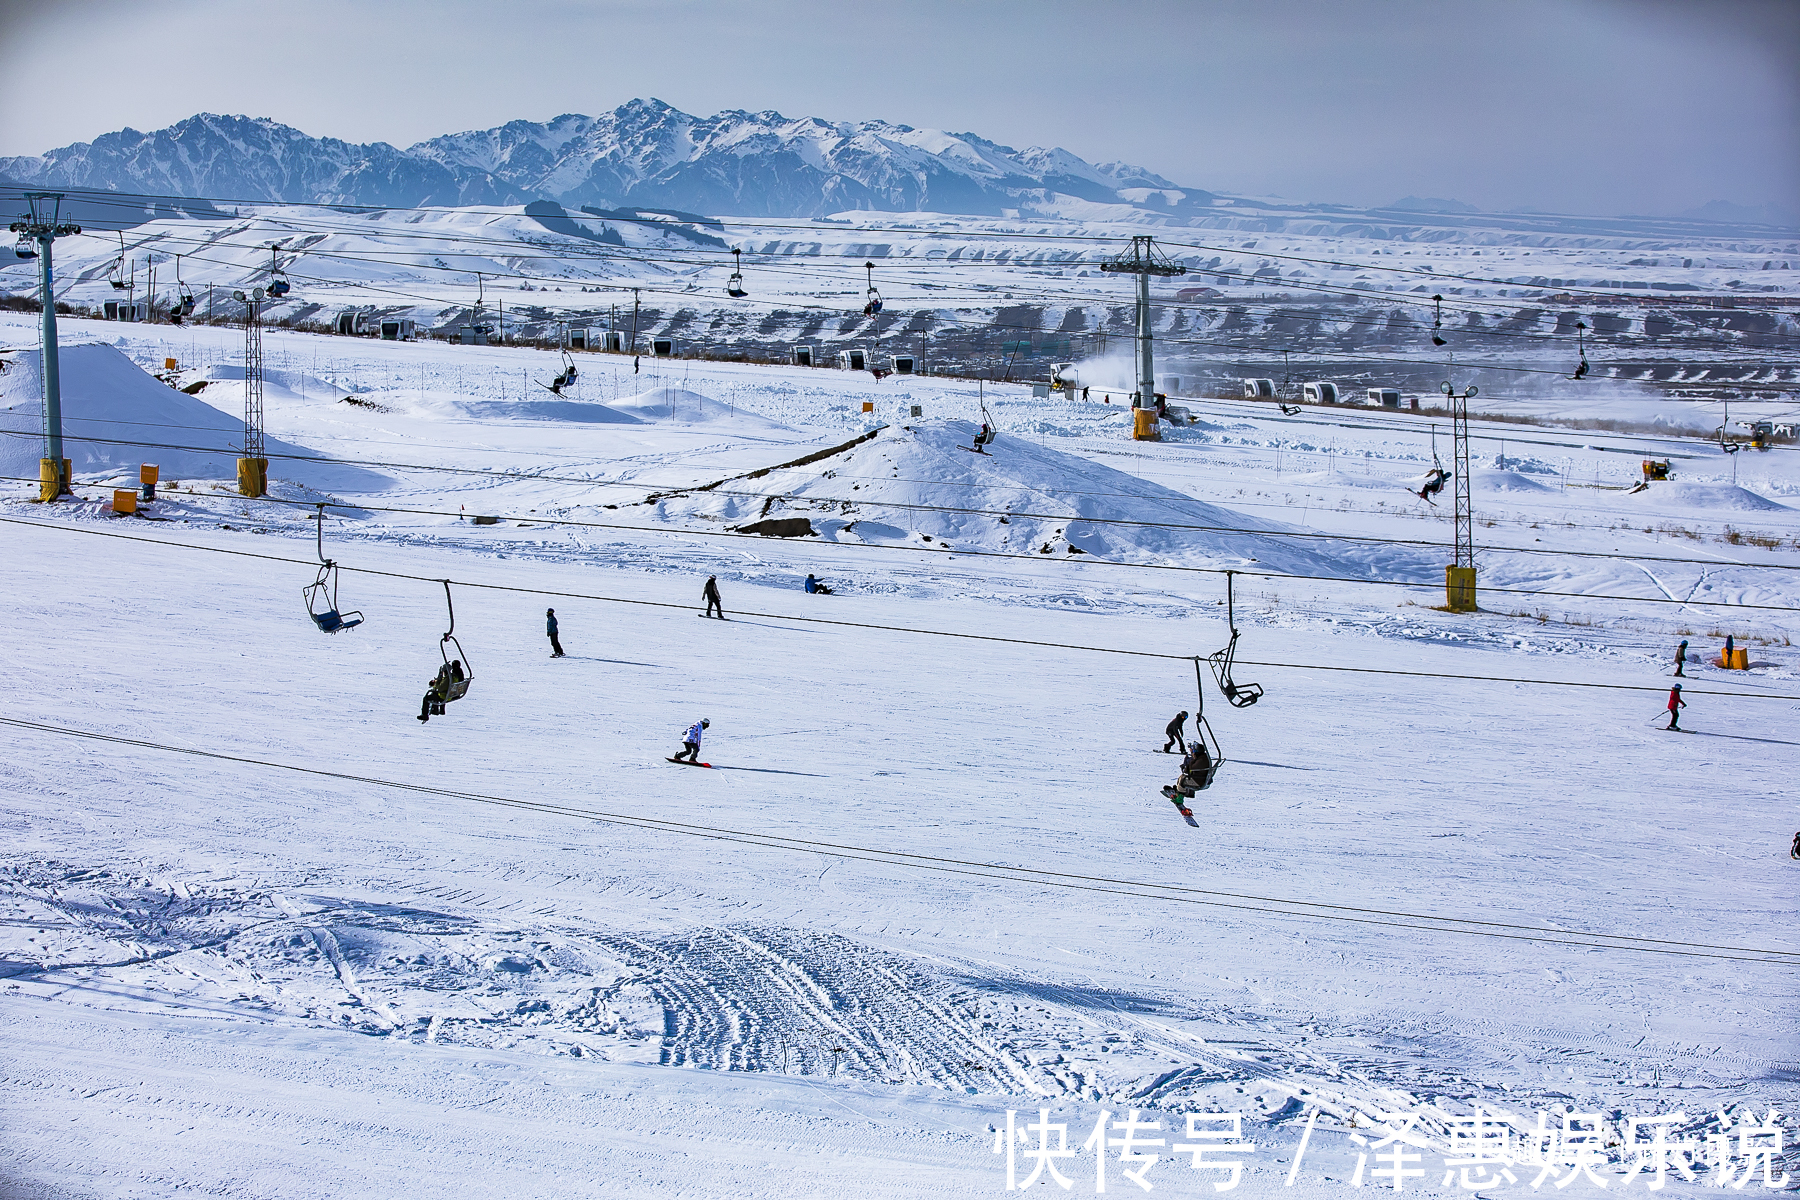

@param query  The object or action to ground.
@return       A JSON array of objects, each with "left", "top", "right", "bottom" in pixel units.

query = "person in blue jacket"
[
  {"left": 546, "top": 607, "right": 565, "bottom": 658},
  {"left": 804, "top": 574, "right": 833, "bottom": 595},
  {"left": 673, "top": 718, "right": 710, "bottom": 762}
]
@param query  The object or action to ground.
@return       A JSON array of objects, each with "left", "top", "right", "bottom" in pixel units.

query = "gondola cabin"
[
  {"left": 335, "top": 311, "right": 365, "bottom": 337},
  {"left": 569, "top": 328, "right": 589, "bottom": 351},
  {"left": 792, "top": 345, "right": 814, "bottom": 367},
  {"left": 1367, "top": 387, "right": 1401, "bottom": 408},
  {"left": 380, "top": 318, "right": 416, "bottom": 341},
  {"left": 1242, "top": 378, "right": 1275, "bottom": 399},
  {"left": 838, "top": 349, "right": 867, "bottom": 371},
  {"left": 651, "top": 337, "right": 676, "bottom": 357},
  {"left": 1301, "top": 381, "right": 1338, "bottom": 404},
  {"left": 889, "top": 354, "right": 915, "bottom": 374},
  {"left": 602, "top": 331, "right": 625, "bottom": 352}
]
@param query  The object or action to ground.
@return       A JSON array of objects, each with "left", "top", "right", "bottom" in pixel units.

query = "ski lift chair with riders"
[
  {"left": 726, "top": 248, "right": 747, "bottom": 299},
  {"left": 419, "top": 581, "right": 472, "bottom": 721},
  {"left": 862, "top": 260, "right": 883, "bottom": 316}
]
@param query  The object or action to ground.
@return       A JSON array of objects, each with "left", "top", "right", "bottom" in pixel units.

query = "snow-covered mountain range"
[{"left": 0, "top": 100, "right": 1189, "bottom": 218}]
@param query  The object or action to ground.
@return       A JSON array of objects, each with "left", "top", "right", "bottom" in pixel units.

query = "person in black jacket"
[
  {"left": 702, "top": 575, "right": 724, "bottom": 619},
  {"left": 1163, "top": 711, "right": 1188, "bottom": 753},
  {"left": 546, "top": 608, "right": 565, "bottom": 658}
]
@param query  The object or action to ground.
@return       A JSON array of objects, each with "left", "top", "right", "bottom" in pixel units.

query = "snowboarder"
[
  {"left": 702, "top": 575, "right": 724, "bottom": 619},
  {"left": 546, "top": 607, "right": 565, "bottom": 658},
  {"left": 1161, "top": 740, "right": 1217, "bottom": 803},
  {"left": 417, "top": 659, "right": 465, "bottom": 723},
  {"left": 1162, "top": 710, "right": 1189, "bottom": 753},
  {"left": 672, "top": 718, "right": 709, "bottom": 763},
  {"left": 1664, "top": 683, "right": 1687, "bottom": 731},
  {"left": 1673, "top": 639, "right": 1687, "bottom": 677},
  {"left": 1416, "top": 467, "right": 1449, "bottom": 503},
  {"left": 804, "top": 573, "right": 833, "bottom": 595}
]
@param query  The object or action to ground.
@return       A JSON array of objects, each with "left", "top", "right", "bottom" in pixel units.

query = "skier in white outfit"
[{"left": 673, "top": 718, "right": 710, "bottom": 762}]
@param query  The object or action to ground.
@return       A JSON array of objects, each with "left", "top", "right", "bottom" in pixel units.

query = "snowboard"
[
  {"left": 666, "top": 757, "right": 714, "bottom": 768},
  {"left": 1161, "top": 787, "right": 1200, "bottom": 827},
  {"left": 697, "top": 613, "right": 727, "bottom": 620}
]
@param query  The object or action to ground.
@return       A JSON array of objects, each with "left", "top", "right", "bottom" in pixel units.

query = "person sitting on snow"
[{"left": 804, "top": 574, "right": 833, "bottom": 595}]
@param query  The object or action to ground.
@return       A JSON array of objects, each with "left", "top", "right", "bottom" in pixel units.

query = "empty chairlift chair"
[{"left": 303, "top": 505, "right": 364, "bottom": 633}]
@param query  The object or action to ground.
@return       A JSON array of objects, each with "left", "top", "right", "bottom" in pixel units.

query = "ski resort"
[{"left": 1, "top": 6, "right": 1796, "bottom": 1197}]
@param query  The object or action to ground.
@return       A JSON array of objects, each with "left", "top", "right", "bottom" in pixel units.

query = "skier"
[
  {"left": 417, "top": 659, "right": 465, "bottom": 723},
  {"left": 1162, "top": 710, "right": 1189, "bottom": 753},
  {"left": 1673, "top": 639, "right": 1687, "bottom": 677},
  {"left": 1664, "top": 683, "right": 1686, "bottom": 731},
  {"left": 702, "top": 575, "right": 724, "bottom": 619},
  {"left": 546, "top": 607, "right": 565, "bottom": 658},
  {"left": 672, "top": 718, "right": 710, "bottom": 763},
  {"left": 804, "top": 573, "right": 833, "bottom": 595},
  {"left": 1416, "top": 467, "right": 1450, "bottom": 503}
]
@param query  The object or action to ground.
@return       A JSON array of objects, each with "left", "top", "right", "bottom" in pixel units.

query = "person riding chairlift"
[{"left": 1417, "top": 467, "right": 1449, "bottom": 503}]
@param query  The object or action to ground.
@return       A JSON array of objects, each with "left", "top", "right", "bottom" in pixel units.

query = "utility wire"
[
  {"left": 1, "top": 715, "right": 1792, "bottom": 964},
  {"left": 4, "top": 513, "right": 1795, "bottom": 697}
]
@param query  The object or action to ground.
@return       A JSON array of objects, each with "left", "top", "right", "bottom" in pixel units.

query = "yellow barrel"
[
  {"left": 140, "top": 463, "right": 160, "bottom": 486},
  {"left": 38, "top": 457, "right": 70, "bottom": 503},
  {"left": 1132, "top": 406, "right": 1160, "bottom": 440},
  {"left": 1733, "top": 646, "right": 1749, "bottom": 670},
  {"left": 1445, "top": 565, "right": 1478, "bottom": 612},
  {"left": 236, "top": 457, "right": 268, "bottom": 498},
  {"left": 112, "top": 489, "right": 137, "bottom": 515}
]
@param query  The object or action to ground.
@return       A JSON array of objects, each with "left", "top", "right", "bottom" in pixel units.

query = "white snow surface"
[{"left": 1, "top": 314, "right": 1797, "bottom": 1198}]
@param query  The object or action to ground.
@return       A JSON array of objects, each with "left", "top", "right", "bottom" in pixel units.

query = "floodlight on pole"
[{"left": 9, "top": 193, "right": 81, "bottom": 501}]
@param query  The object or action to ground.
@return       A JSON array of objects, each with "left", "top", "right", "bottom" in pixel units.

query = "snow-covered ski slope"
[{"left": 1, "top": 314, "right": 1797, "bottom": 1198}]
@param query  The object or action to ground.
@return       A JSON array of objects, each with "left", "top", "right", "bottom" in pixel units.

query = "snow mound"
[
  {"left": 1637, "top": 481, "right": 1791, "bottom": 512},
  {"left": 458, "top": 398, "right": 644, "bottom": 424},
  {"left": 1475, "top": 469, "right": 1557, "bottom": 493},
  {"left": 607, "top": 386, "right": 793, "bottom": 432},
  {"left": 0, "top": 343, "right": 386, "bottom": 491},
  {"left": 655, "top": 420, "right": 1387, "bottom": 578}
]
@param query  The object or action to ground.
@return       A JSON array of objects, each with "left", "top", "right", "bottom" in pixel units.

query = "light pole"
[{"left": 9, "top": 193, "right": 81, "bottom": 501}]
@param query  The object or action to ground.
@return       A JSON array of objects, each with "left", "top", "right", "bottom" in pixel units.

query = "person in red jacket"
[{"left": 1664, "top": 684, "right": 1686, "bottom": 731}]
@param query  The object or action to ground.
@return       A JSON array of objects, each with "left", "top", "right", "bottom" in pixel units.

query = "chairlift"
[
  {"left": 862, "top": 260, "right": 883, "bottom": 316},
  {"left": 726, "top": 248, "right": 747, "bottom": 299},
  {"left": 266, "top": 245, "right": 291, "bottom": 297},
  {"left": 543, "top": 347, "right": 579, "bottom": 395},
  {"left": 1571, "top": 319, "right": 1589, "bottom": 380},
  {"left": 303, "top": 504, "right": 364, "bottom": 633},
  {"left": 1163, "top": 658, "right": 1224, "bottom": 804},
  {"left": 13, "top": 234, "right": 36, "bottom": 260},
  {"left": 964, "top": 383, "right": 998, "bottom": 454},
  {"left": 1416, "top": 424, "right": 1449, "bottom": 502},
  {"left": 109, "top": 233, "right": 129, "bottom": 290},
  {"left": 1431, "top": 293, "right": 1447, "bottom": 347},
  {"left": 423, "top": 580, "right": 473, "bottom": 717},
  {"left": 1206, "top": 571, "right": 1263, "bottom": 707}
]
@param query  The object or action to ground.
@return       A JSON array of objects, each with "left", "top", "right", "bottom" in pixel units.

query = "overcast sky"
[{"left": 0, "top": 0, "right": 1794, "bottom": 217}]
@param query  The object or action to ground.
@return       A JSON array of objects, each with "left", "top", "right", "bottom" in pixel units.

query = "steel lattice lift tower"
[
  {"left": 233, "top": 284, "right": 268, "bottom": 497},
  {"left": 9, "top": 192, "right": 81, "bottom": 501},
  {"left": 1101, "top": 236, "right": 1184, "bottom": 440},
  {"left": 1443, "top": 379, "right": 1478, "bottom": 610}
]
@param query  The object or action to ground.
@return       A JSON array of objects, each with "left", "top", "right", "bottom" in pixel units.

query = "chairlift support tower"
[
  {"left": 1443, "top": 379, "right": 1478, "bottom": 611},
  {"left": 1100, "top": 236, "right": 1184, "bottom": 409},
  {"left": 8, "top": 192, "right": 80, "bottom": 501},
  {"left": 235, "top": 285, "right": 268, "bottom": 496}
]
